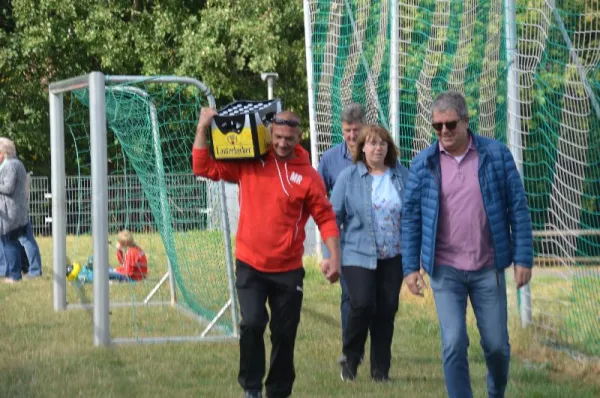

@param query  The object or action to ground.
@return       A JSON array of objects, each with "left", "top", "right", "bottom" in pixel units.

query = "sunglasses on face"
[
  {"left": 431, "top": 119, "right": 461, "bottom": 132},
  {"left": 271, "top": 117, "right": 300, "bottom": 128}
]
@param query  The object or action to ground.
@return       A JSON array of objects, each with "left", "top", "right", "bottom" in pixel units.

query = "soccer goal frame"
[{"left": 49, "top": 72, "right": 238, "bottom": 346}]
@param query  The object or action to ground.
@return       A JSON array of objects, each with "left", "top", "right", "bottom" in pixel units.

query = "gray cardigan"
[{"left": 0, "top": 158, "right": 28, "bottom": 236}]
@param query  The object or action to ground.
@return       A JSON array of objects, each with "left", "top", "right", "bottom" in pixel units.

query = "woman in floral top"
[{"left": 329, "top": 125, "right": 408, "bottom": 382}]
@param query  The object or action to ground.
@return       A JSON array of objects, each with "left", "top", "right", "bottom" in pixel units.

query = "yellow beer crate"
[{"left": 210, "top": 99, "right": 282, "bottom": 160}]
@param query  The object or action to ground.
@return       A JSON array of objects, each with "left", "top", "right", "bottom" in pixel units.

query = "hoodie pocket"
[
  {"left": 269, "top": 191, "right": 304, "bottom": 249},
  {"left": 272, "top": 219, "right": 297, "bottom": 249}
]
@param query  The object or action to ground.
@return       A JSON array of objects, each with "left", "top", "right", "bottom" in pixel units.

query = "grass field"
[
  {"left": 1, "top": 236, "right": 599, "bottom": 397},
  {"left": 527, "top": 269, "right": 600, "bottom": 357}
]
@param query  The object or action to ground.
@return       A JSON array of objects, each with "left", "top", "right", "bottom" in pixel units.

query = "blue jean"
[
  {"left": 0, "top": 234, "right": 23, "bottom": 281},
  {"left": 430, "top": 265, "right": 510, "bottom": 398},
  {"left": 108, "top": 268, "right": 131, "bottom": 282},
  {"left": 18, "top": 220, "right": 42, "bottom": 276}
]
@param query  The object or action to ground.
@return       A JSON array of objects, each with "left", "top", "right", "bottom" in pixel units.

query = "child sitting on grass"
[{"left": 109, "top": 229, "right": 148, "bottom": 282}]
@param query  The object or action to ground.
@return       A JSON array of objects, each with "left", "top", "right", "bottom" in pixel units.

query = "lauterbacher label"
[{"left": 216, "top": 146, "right": 253, "bottom": 157}]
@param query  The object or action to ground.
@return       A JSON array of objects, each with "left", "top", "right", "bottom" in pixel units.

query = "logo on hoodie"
[{"left": 289, "top": 172, "right": 303, "bottom": 185}]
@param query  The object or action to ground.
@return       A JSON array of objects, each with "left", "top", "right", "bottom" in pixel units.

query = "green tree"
[{"left": 0, "top": 0, "right": 307, "bottom": 175}]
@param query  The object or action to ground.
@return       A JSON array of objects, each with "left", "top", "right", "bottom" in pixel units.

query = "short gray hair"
[
  {"left": 0, "top": 138, "right": 16, "bottom": 158},
  {"left": 432, "top": 91, "right": 468, "bottom": 120},
  {"left": 341, "top": 103, "right": 365, "bottom": 124}
]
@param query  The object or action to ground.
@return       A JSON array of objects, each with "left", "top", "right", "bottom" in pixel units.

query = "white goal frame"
[{"left": 49, "top": 72, "right": 238, "bottom": 346}]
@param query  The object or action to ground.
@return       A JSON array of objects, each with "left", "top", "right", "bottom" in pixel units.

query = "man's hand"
[
  {"left": 197, "top": 107, "right": 218, "bottom": 130},
  {"left": 405, "top": 271, "right": 427, "bottom": 297},
  {"left": 320, "top": 258, "right": 340, "bottom": 283},
  {"left": 321, "top": 236, "right": 341, "bottom": 283},
  {"left": 194, "top": 107, "right": 218, "bottom": 149},
  {"left": 514, "top": 265, "right": 532, "bottom": 289}
]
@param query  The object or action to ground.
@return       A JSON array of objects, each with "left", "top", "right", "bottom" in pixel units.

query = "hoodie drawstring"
[
  {"left": 284, "top": 162, "right": 293, "bottom": 187},
  {"left": 274, "top": 158, "right": 290, "bottom": 197}
]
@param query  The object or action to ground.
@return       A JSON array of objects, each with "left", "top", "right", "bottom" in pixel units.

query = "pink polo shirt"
[{"left": 434, "top": 138, "right": 495, "bottom": 271}]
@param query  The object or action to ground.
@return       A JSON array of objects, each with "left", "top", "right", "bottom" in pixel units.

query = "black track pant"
[{"left": 236, "top": 259, "right": 304, "bottom": 398}]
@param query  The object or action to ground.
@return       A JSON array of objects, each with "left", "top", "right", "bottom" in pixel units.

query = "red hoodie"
[
  {"left": 192, "top": 145, "right": 338, "bottom": 272},
  {"left": 115, "top": 245, "right": 148, "bottom": 281}
]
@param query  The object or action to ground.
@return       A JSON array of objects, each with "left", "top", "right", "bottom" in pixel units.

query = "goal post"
[
  {"left": 504, "top": 0, "right": 532, "bottom": 328},
  {"left": 49, "top": 72, "right": 239, "bottom": 347}
]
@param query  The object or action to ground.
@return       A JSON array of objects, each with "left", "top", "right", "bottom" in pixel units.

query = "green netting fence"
[
  {"left": 306, "top": 0, "right": 600, "bottom": 356},
  {"left": 61, "top": 77, "right": 237, "bottom": 343}
]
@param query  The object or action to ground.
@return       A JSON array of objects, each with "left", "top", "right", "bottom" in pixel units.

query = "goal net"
[
  {"left": 49, "top": 74, "right": 238, "bottom": 345},
  {"left": 305, "top": 0, "right": 600, "bottom": 356}
]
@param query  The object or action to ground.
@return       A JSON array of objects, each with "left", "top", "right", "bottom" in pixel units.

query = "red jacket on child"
[
  {"left": 192, "top": 145, "right": 339, "bottom": 273},
  {"left": 115, "top": 246, "right": 148, "bottom": 281}
]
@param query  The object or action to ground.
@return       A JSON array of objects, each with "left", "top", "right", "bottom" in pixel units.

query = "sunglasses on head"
[
  {"left": 271, "top": 117, "right": 300, "bottom": 128},
  {"left": 431, "top": 119, "right": 461, "bottom": 132}
]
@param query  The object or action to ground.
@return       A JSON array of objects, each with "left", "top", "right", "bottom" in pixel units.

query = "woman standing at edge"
[
  {"left": 329, "top": 125, "right": 408, "bottom": 381},
  {"left": 0, "top": 137, "right": 29, "bottom": 283}
]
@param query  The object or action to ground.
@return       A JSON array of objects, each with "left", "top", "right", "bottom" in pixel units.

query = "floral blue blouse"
[
  {"left": 371, "top": 170, "right": 402, "bottom": 259},
  {"left": 329, "top": 161, "right": 408, "bottom": 270}
]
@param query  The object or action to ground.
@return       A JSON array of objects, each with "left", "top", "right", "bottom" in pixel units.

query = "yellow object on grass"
[{"left": 66, "top": 262, "right": 82, "bottom": 281}]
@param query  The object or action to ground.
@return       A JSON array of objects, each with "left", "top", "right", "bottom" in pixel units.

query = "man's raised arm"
[{"left": 192, "top": 107, "right": 241, "bottom": 183}]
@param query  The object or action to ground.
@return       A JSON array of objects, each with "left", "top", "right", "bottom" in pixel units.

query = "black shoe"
[
  {"left": 339, "top": 356, "right": 357, "bottom": 381},
  {"left": 244, "top": 390, "right": 262, "bottom": 398},
  {"left": 371, "top": 370, "right": 390, "bottom": 382}
]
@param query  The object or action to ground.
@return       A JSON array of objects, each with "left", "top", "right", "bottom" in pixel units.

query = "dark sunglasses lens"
[
  {"left": 273, "top": 118, "right": 300, "bottom": 127},
  {"left": 431, "top": 121, "right": 459, "bottom": 131}
]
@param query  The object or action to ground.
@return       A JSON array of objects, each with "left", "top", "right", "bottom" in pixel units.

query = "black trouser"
[
  {"left": 236, "top": 259, "right": 304, "bottom": 398},
  {"left": 342, "top": 255, "right": 403, "bottom": 377}
]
